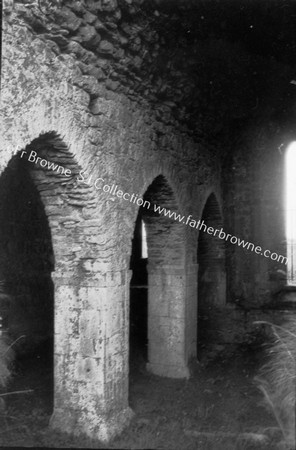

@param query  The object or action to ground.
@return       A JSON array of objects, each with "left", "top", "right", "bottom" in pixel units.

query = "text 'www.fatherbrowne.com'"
[
  {"left": 20, "top": 150, "right": 287, "bottom": 265},
  {"left": 77, "top": 171, "right": 287, "bottom": 265}
]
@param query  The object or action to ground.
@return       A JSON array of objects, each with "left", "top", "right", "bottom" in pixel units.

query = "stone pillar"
[
  {"left": 146, "top": 264, "right": 190, "bottom": 378},
  {"left": 185, "top": 263, "right": 198, "bottom": 360},
  {"left": 49, "top": 264, "right": 133, "bottom": 442},
  {"left": 198, "top": 258, "right": 226, "bottom": 307}
]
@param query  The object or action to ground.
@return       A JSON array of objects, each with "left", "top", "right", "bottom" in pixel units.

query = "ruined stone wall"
[
  {"left": 3, "top": 0, "right": 296, "bottom": 442},
  {"left": 204, "top": 104, "right": 296, "bottom": 355},
  {"left": 0, "top": 1, "right": 224, "bottom": 441},
  {"left": 223, "top": 119, "right": 296, "bottom": 307}
]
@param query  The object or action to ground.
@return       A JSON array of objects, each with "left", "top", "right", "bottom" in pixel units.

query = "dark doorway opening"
[
  {"left": 129, "top": 174, "right": 186, "bottom": 378},
  {"left": 0, "top": 153, "right": 54, "bottom": 415},
  {"left": 197, "top": 194, "right": 226, "bottom": 361},
  {"left": 129, "top": 210, "right": 148, "bottom": 373}
]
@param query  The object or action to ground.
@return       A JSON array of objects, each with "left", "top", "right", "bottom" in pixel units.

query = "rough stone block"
[{"left": 98, "top": 40, "right": 115, "bottom": 55}]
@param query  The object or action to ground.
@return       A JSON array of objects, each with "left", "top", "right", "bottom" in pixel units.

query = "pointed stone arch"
[
  {"left": 0, "top": 132, "right": 136, "bottom": 441},
  {"left": 129, "top": 174, "right": 189, "bottom": 379},
  {"left": 0, "top": 148, "right": 55, "bottom": 397},
  {"left": 197, "top": 192, "right": 226, "bottom": 358}
]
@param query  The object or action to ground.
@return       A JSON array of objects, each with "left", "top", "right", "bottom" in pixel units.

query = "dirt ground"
[{"left": 0, "top": 344, "right": 282, "bottom": 450}]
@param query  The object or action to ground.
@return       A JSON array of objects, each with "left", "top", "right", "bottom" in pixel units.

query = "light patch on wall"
[
  {"left": 141, "top": 220, "right": 148, "bottom": 259},
  {"left": 286, "top": 141, "right": 296, "bottom": 285}
]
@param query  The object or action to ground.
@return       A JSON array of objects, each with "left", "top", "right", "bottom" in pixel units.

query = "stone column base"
[
  {"left": 50, "top": 406, "right": 134, "bottom": 443},
  {"left": 146, "top": 362, "right": 190, "bottom": 379}
]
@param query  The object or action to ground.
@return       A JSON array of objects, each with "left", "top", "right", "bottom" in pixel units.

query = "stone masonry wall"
[
  {"left": 3, "top": 0, "right": 296, "bottom": 442},
  {"left": 0, "top": 1, "right": 224, "bottom": 441}
]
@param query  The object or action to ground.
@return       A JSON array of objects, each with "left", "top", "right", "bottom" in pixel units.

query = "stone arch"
[
  {"left": 126, "top": 161, "right": 184, "bottom": 233},
  {"left": 129, "top": 174, "right": 189, "bottom": 379},
  {"left": 15, "top": 132, "right": 98, "bottom": 262},
  {"left": 0, "top": 151, "right": 55, "bottom": 386},
  {"left": 199, "top": 188, "right": 224, "bottom": 222},
  {"left": 197, "top": 192, "right": 226, "bottom": 358},
  {"left": 0, "top": 132, "right": 130, "bottom": 440},
  {"left": 129, "top": 210, "right": 148, "bottom": 372}
]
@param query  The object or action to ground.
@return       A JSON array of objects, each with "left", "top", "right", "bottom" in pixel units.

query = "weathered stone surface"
[
  {"left": 78, "top": 25, "right": 101, "bottom": 46},
  {"left": 2, "top": 0, "right": 296, "bottom": 445},
  {"left": 83, "top": 11, "right": 97, "bottom": 24},
  {"left": 89, "top": 98, "right": 113, "bottom": 116},
  {"left": 58, "top": 6, "right": 82, "bottom": 31},
  {"left": 98, "top": 40, "right": 115, "bottom": 55}
]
